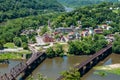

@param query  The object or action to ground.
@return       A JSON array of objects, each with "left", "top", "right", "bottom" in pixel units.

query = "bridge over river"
[
  {"left": 0, "top": 44, "right": 112, "bottom": 80},
  {"left": 0, "top": 52, "right": 46, "bottom": 80},
  {"left": 56, "top": 44, "right": 112, "bottom": 80}
]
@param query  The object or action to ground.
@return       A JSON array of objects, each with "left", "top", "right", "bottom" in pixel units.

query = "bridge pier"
[
  {"left": 92, "top": 57, "right": 99, "bottom": 66},
  {"left": 87, "top": 61, "right": 93, "bottom": 69},
  {"left": 79, "top": 67, "right": 85, "bottom": 76}
]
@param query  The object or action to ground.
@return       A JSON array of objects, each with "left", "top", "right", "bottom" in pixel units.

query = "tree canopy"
[
  {"left": 0, "top": 0, "right": 65, "bottom": 22},
  {"left": 68, "top": 35, "right": 107, "bottom": 55},
  {"left": 112, "top": 34, "right": 120, "bottom": 54}
]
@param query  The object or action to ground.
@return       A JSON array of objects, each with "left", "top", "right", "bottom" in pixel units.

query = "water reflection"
[
  {"left": 0, "top": 54, "right": 119, "bottom": 80},
  {"left": 32, "top": 55, "right": 89, "bottom": 80},
  {"left": 0, "top": 60, "right": 25, "bottom": 75}
]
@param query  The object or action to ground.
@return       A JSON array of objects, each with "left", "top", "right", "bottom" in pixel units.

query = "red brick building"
[{"left": 43, "top": 34, "right": 54, "bottom": 42}]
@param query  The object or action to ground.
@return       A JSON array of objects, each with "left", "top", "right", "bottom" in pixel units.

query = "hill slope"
[
  {"left": 58, "top": 0, "right": 119, "bottom": 8},
  {"left": 52, "top": 2, "right": 120, "bottom": 31},
  {"left": 0, "top": 0, "right": 65, "bottom": 22}
]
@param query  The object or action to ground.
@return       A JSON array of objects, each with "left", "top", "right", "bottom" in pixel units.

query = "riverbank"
[
  {"left": 94, "top": 64, "right": 120, "bottom": 75},
  {"left": 81, "top": 53, "right": 120, "bottom": 80}
]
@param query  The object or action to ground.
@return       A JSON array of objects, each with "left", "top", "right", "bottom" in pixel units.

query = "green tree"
[
  {"left": 13, "top": 37, "right": 22, "bottom": 47},
  {"left": 68, "top": 41, "right": 77, "bottom": 54},
  {"left": 0, "top": 40, "right": 4, "bottom": 49},
  {"left": 46, "top": 47, "right": 55, "bottom": 58},
  {"left": 55, "top": 44, "right": 64, "bottom": 56},
  {"left": 40, "top": 26, "right": 49, "bottom": 35},
  {"left": 112, "top": 34, "right": 120, "bottom": 54},
  {"left": 20, "top": 35, "right": 28, "bottom": 43},
  {"left": 61, "top": 68, "right": 81, "bottom": 80},
  {"left": 22, "top": 42, "right": 28, "bottom": 49},
  {"left": 103, "top": 30, "right": 112, "bottom": 36},
  {"left": 68, "top": 35, "right": 107, "bottom": 55}
]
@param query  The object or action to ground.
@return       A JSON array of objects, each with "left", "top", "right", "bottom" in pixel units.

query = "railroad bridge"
[
  {"left": 0, "top": 44, "right": 112, "bottom": 80},
  {"left": 56, "top": 44, "right": 112, "bottom": 80},
  {"left": 0, "top": 52, "right": 46, "bottom": 80}
]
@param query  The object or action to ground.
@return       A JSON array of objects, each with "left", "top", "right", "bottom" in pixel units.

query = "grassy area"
[
  {"left": 0, "top": 53, "right": 22, "bottom": 59},
  {"left": 112, "top": 10, "right": 119, "bottom": 14},
  {"left": 53, "top": 42, "right": 69, "bottom": 52},
  {"left": 4, "top": 43, "right": 16, "bottom": 48},
  {"left": 107, "top": 68, "right": 120, "bottom": 75},
  {"left": 94, "top": 64, "right": 120, "bottom": 75},
  {"left": 19, "top": 50, "right": 31, "bottom": 54},
  {"left": 94, "top": 71, "right": 107, "bottom": 77},
  {"left": 0, "top": 52, "right": 31, "bottom": 60}
]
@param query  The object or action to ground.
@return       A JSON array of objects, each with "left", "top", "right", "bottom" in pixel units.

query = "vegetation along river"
[{"left": 0, "top": 53, "right": 119, "bottom": 80}]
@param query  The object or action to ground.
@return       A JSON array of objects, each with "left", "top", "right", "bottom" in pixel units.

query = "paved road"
[
  {"left": 36, "top": 36, "right": 45, "bottom": 46},
  {"left": 43, "top": 42, "right": 53, "bottom": 49},
  {"left": 0, "top": 48, "right": 23, "bottom": 53}
]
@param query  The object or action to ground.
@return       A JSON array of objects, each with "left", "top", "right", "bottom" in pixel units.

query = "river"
[
  {"left": 0, "top": 54, "right": 119, "bottom": 80},
  {"left": 0, "top": 60, "right": 26, "bottom": 75}
]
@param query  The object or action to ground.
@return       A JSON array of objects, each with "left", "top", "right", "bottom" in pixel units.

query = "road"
[
  {"left": 0, "top": 48, "right": 23, "bottom": 53},
  {"left": 35, "top": 36, "right": 45, "bottom": 46}
]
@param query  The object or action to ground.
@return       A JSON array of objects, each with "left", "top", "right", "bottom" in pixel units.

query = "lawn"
[
  {"left": 112, "top": 10, "right": 119, "bottom": 14},
  {"left": 0, "top": 53, "right": 22, "bottom": 59},
  {"left": 0, "top": 52, "right": 31, "bottom": 60},
  {"left": 4, "top": 43, "right": 16, "bottom": 48}
]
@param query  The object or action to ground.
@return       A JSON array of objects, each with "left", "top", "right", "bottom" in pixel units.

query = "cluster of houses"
[
  {"left": 41, "top": 23, "right": 114, "bottom": 44},
  {"left": 20, "top": 23, "right": 115, "bottom": 48},
  {"left": 19, "top": 22, "right": 119, "bottom": 52}
]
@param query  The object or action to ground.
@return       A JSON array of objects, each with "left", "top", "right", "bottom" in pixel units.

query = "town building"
[
  {"left": 55, "top": 27, "right": 73, "bottom": 33},
  {"left": 43, "top": 34, "right": 54, "bottom": 43},
  {"left": 94, "top": 28, "right": 103, "bottom": 34}
]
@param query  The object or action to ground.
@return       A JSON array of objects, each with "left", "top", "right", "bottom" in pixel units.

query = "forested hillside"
[
  {"left": 1, "top": 2, "right": 120, "bottom": 49},
  {"left": 58, "top": 0, "right": 118, "bottom": 8},
  {"left": 0, "top": 0, "right": 65, "bottom": 22},
  {"left": 52, "top": 2, "right": 120, "bottom": 32}
]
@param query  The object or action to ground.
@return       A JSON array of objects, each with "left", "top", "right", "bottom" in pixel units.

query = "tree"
[
  {"left": 61, "top": 68, "right": 81, "bottom": 80},
  {"left": 0, "top": 40, "right": 4, "bottom": 49},
  {"left": 54, "top": 44, "right": 64, "bottom": 56},
  {"left": 112, "top": 34, "right": 120, "bottom": 54},
  {"left": 13, "top": 37, "right": 22, "bottom": 47},
  {"left": 68, "top": 41, "right": 77, "bottom": 54},
  {"left": 103, "top": 30, "right": 112, "bottom": 36},
  {"left": 20, "top": 35, "right": 28, "bottom": 43},
  {"left": 40, "top": 26, "right": 49, "bottom": 35},
  {"left": 3, "top": 32, "right": 14, "bottom": 42},
  {"left": 22, "top": 42, "right": 28, "bottom": 49},
  {"left": 68, "top": 35, "right": 107, "bottom": 55},
  {"left": 46, "top": 47, "right": 55, "bottom": 58}
]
